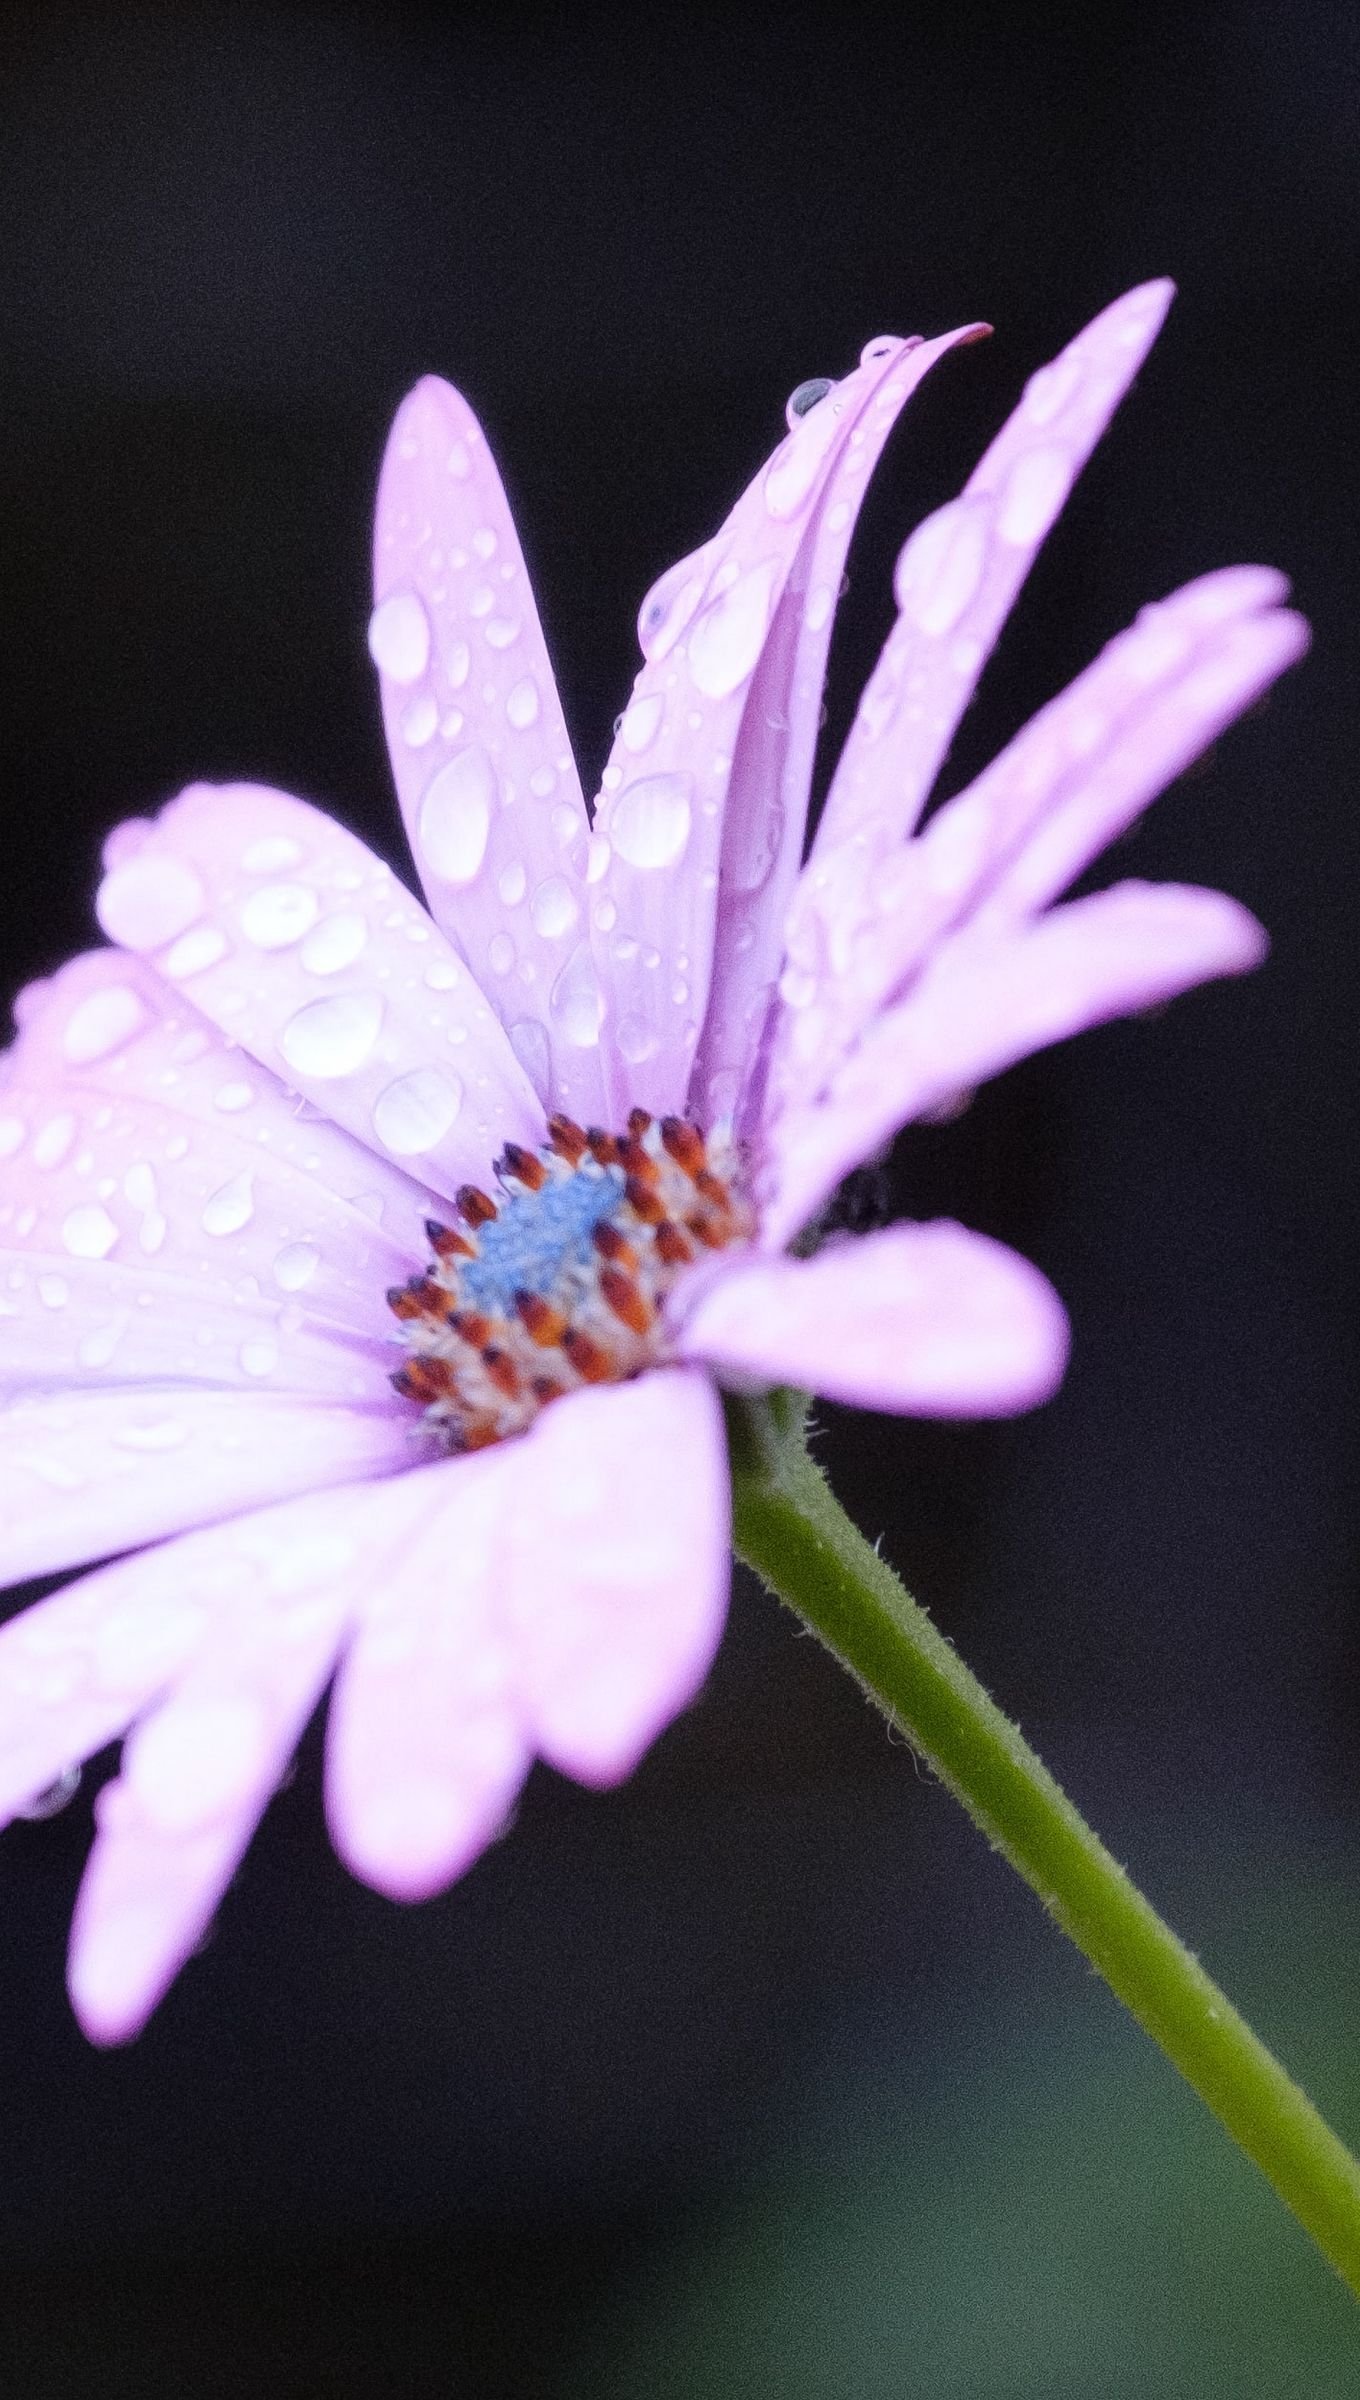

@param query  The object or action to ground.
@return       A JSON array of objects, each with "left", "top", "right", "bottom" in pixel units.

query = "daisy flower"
[{"left": 0, "top": 280, "right": 1305, "bottom": 2044}]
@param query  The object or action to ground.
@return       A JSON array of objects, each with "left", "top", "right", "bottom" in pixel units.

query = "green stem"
[{"left": 727, "top": 1387, "right": 1360, "bottom": 2299}]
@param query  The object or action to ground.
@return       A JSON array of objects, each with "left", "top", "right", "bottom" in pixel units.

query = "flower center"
[{"left": 388, "top": 1109, "right": 750, "bottom": 1450}]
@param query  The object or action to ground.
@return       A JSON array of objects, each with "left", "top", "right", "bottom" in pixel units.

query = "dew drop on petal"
[
  {"left": 273, "top": 1240, "right": 320, "bottom": 1291},
  {"left": 240, "top": 882, "right": 320, "bottom": 950},
  {"left": 497, "top": 862, "right": 527, "bottom": 907},
  {"left": 609, "top": 772, "right": 693, "bottom": 870},
  {"left": 615, "top": 1014, "right": 657, "bottom": 1064},
  {"left": 61, "top": 1205, "right": 119, "bottom": 1259},
  {"left": 488, "top": 932, "right": 515, "bottom": 975},
  {"left": 507, "top": 1018, "right": 550, "bottom": 1092},
  {"left": 163, "top": 925, "right": 228, "bottom": 980},
  {"left": 484, "top": 616, "right": 520, "bottom": 650},
  {"left": 765, "top": 403, "right": 839, "bottom": 518},
  {"left": 418, "top": 747, "right": 496, "bottom": 885},
  {"left": 279, "top": 991, "right": 384, "bottom": 1080},
  {"left": 995, "top": 445, "right": 1074, "bottom": 547},
  {"left": 371, "top": 1066, "right": 464, "bottom": 1156},
  {"left": 686, "top": 560, "right": 779, "bottom": 697},
  {"left": 242, "top": 835, "right": 304, "bottom": 874},
  {"left": 17, "top": 1763, "right": 82, "bottom": 1821},
  {"left": 446, "top": 639, "right": 471, "bottom": 689},
  {"left": 300, "top": 912, "right": 368, "bottom": 976},
  {"left": 368, "top": 593, "right": 431, "bottom": 684},
  {"left": 401, "top": 694, "right": 439, "bottom": 748},
  {"left": 1023, "top": 353, "right": 1082, "bottom": 427},
  {"left": 62, "top": 985, "right": 147, "bottom": 1066},
  {"left": 549, "top": 944, "right": 604, "bottom": 1048},
  {"left": 784, "top": 375, "right": 834, "bottom": 426},
  {"left": 34, "top": 1114, "right": 76, "bottom": 1169},
  {"left": 637, "top": 557, "right": 706, "bottom": 663},
  {"left": 529, "top": 877, "right": 579, "bottom": 939},
  {"left": 0, "top": 1117, "right": 25, "bottom": 1157},
  {"left": 98, "top": 857, "right": 206, "bottom": 952},
  {"left": 505, "top": 675, "right": 540, "bottom": 730},
  {"left": 239, "top": 1336, "right": 279, "bottom": 1379},
  {"left": 201, "top": 1171, "right": 255, "bottom": 1236},
  {"left": 894, "top": 500, "right": 988, "bottom": 637}
]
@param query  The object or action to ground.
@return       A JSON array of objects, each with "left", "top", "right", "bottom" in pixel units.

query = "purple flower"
[{"left": 0, "top": 281, "right": 1304, "bottom": 2042}]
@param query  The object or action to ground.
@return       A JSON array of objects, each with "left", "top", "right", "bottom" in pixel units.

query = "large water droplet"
[
  {"left": 280, "top": 991, "right": 384, "bottom": 1080},
  {"left": 785, "top": 376, "right": 834, "bottom": 426},
  {"left": 609, "top": 772, "right": 693, "bottom": 870},
  {"left": 300, "top": 912, "right": 368, "bottom": 976},
  {"left": 240, "top": 882, "right": 320, "bottom": 950},
  {"left": 766, "top": 402, "right": 840, "bottom": 518},
  {"left": 368, "top": 592, "right": 431, "bottom": 683},
  {"left": 17, "top": 1764, "right": 82, "bottom": 1821},
  {"left": 242, "top": 835, "right": 304, "bottom": 874},
  {"left": 371, "top": 1066, "right": 464, "bottom": 1156},
  {"left": 33, "top": 1114, "right": 76, "bottom": 1170},
  {"left": 497, "top": 862, "right": 527, "bottom": 907},
  {"left": 401, "top": 694, "right": 439, "bottom": 748},
  {"left": 62, "top": 1205, "right": 119, "bottom": 1260},
  {"left": 686, "top": 559, "right": 779, "bottom": 697},
  {"left": 163, "top": 925, "right": 228, "bottom": 980},
  {"left": 550, "top": 944, "right": 604, "bottom": 1048},
  {"left": 62, "top": 985, "right": 147, "bottom": 1066},
  {"left": 273, "top": 1240, "right": 321, "bottom": 1291},
  {"left": 995, "top": 444, "right": 1074, "bottom": 546},
  {"left": 418, "top": 747, "right": 496, "bottom": 885},
  {"left": 505, "top": 675, "right": 540, "bottom": 730},
  {"left": 637, "top": 554, "right": 707, "bottom": 663},
  {"left": 98, "top": 856, "right": 206, "bottom": 952},
  {"left": 530, "top": 877, "right": 579, "bottom": 939},
  {"left": 201, "top": 1171, "right": 255, "bottom": 1236},
  {"left": 894, "top": 500, "right": 988, "bottom": 637}
]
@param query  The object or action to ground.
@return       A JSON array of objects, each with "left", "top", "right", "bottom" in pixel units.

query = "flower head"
[{"left": 0, "top": 281, "right": 1305, "bottom": 2041}]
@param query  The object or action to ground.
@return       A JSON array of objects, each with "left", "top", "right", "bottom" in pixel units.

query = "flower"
[{"left": 0, "top": 280, "right": 1305, "bottom": 2043}]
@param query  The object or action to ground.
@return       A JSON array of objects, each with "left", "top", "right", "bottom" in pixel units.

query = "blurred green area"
[{"left": 571, "top": 1870, "right": 1360, "bottom": 2399}]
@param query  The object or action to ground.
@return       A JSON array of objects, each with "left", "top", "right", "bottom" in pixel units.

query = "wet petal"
[
  {"left": 761, "top": 881, "right": 1266, "bottom": 1246},
  {"left": 372, "top": 377, "right": 605, "bottom": 1123},
  {"left": 771, "top": 569, "right": 1306, "bottom": 1111},
  {"left": 94, "top": 783, "right": 542, "bottom": 1200},
  {"left": 507, "top": 1369, "right": 730, "bottom": 1785},
  {"left": 326, "top": 1445, "right": 528, "bottom": 1900},
  {"left": 676, "top": 1222, "right": 1068, "bottom": 1415},
  {"left": 589, "top": 328, "right": 987, "bottom": 1121}
]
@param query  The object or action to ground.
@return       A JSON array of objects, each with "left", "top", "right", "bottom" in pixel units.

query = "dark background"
[{"left": 0, "top": 3, "right": 1357, "bottom": 2392}]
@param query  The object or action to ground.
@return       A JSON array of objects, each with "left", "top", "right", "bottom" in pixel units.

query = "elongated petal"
[
  {"left": 677, "top": 1222, "right": 1068, "bottom": 1415},
  {"left": 372, "top": 377, "right": 605, "bottom": 1122},
  {"left": 589, "top": 327, "right": 986, "bottom": 1122},
  {"left": 761, "top": 881, "right": 1266, "bottom": 1246},
  {"left": 61, "top": 1472, "right": 431, "bottom": 2043},
  {"left": 326, "top": 1446, "right": 528, "bottom": 1901},
  {"left": 771, "top": 570, "right": 1306, "bottom": 1109},
  {"left": 94, "top": 783, "right": 542, "bottom": 1199},
  {"left": 0, "top": 1387, "right": 411, "bottom": 1588},
  {"left": 690, "top": 327, "right": 988, "bottom": 1130},
  {"left": 507, "top": 1368, "right": 730, "bottom": 1784}
]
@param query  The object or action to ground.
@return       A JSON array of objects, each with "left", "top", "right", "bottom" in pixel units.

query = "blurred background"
[{"left": 0, "top": 1, "right": 1357, "bottom": 2391}]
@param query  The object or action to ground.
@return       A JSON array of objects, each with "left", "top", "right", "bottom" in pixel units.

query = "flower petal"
[
  {"left": 770, "top": 569, "right": 1306, "bottom": 1111},
  {"left": 506, "top": 1368, "right": 730, "bottom": 1785},
  {"left": 676, "top": 1222, "right": 1068, "bottom": 1415},
  {"left": 0, "top": 1387, "right": 411, "bottom": 1588},
  {"left": 60, "top": 1475, "right": 421, "bottom": 2044},
  {"left": 372, "top": 377, "right": 606, "bottom": 1123},
  {"left": 588, "top": 327, "right": 987, "bottom": 1122},
  {"left": 761, "top": 880, "right": 1266, "bottom": 1246},
  {"left": 326, "top": 1446, "right": 528, "bottom": 1901},
  {"left": 94, "top": 783, "right": 542, "bottom": 1199}
]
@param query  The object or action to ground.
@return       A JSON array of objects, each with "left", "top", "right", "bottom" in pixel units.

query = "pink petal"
[
  {"left": 588, "top": 327, "right": 987, "bottom": 1122},
  {"left": 507, "top": 1368, "right": 730, "bottom": 1785},
  {"left": 372, "top": 377, "right": 606, "bottom": 1124},
  {"left": 326, "top": 1446, "right": 528, "bottom": 1901},
  {"left": 61, "top": 1473, "right": 423, "bottom": 2044},
  {"left": 689, "top": 327, "right": 989, "bottom": 1132},
  {"left": 771, "top": 570, "right": 1306, "bottom": 1111},
  {"left": 0, "top": 1387, "right": 411, "bottom": 1588},
  {"left": 94, "top": 783, "right": 541, "bottom": 1199},
  {"left": 761, "top": 880, "right": 1266, "bottom": 1247},
  {"left": 676, "top": 1222, "right": 1068, "bottom": 1416}
]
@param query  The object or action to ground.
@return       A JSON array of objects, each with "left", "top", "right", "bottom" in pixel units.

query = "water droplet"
[
  {"left": 368, "top": 592, "right": 431, "bottom": 683},
  {"left": 163, "top": 925, "right": 228, "bottom": 980},
  {"left": 471, "top": 526, "right": 498, "bottom": 559},
  {"left": 212, "top": 1081, "right": 254, "bottom": 1112},
  {"left": 300, "top": 912, "right": 368, "bottom": 976},
  {"left": 401, "top": 694, "right": 439, "bottom": 748},
  {"left": 201, "top": 1171, "right": 255, "bottom": 1235},
  {"left": 98, "top": 856, "right": 206, "bottom": 952},
  {"left": 503, "top": 1018, "right": 548, "bottom": 1093},
  {"left": 0, "top": 1117, "right": 25, "bottom": 1158},
  {"left": 497, "top": 862, "right": 527, "bottom": 907},
  {"left": 637, "top": 556, "right": 707, "bottom": 663},
  {"left": 79, "top": 1314, "right": 128, "bottom": 1368},
  {"left": 894, "top": 500, "right": 988, "bottom": 637},
  {"left": 61, "top": 985, "right": 147, "bottom": 1066},
  {"left": 418, "top": 747, "right": 496, "bottom": 885},
  {"left": 116, "top": 1418, "right": 189, "bottom": 1453},
  {"left": 724, "top": 799, "right": 785, "bottom": 894},
  {"left": 995, "top": 444, "right": 1074, "bottom": 547},
  {"left": 240, "top": 882, "right": 320, "bottom": 950},
  {"left": 244, "top": 835, "right": 304, "bottom": 875},
  {"left": 860, "top": 335, "right": 899, "bottom": 365},
  {"left": 38, "top": 1274, "right": 69, "bottom": 1309},
  {"left": 609, "top": 772, "right": 693, "bottom": 870},
  {"left": 488, "top": 932, "right": 515, "bottom": 975},
  {"left": 17, "top": 1764, "right": 82, "bottom": 1821},
  {"left": 549, "top": 944, "right": 604, "bottom": 1048},
  {"left": 62, "top": 1204, "right": 119, "bottom": 1260},
  {"left": 530, "top": 876, "right": 579, "bottom": 939},
  {"left": 592, "top": 896, "right": 617, "bottom": 932},
  {"left": 529, "top": 764, "right": 557, "bottom": 800},
  {"left": 371, "top": 1066, "right": 464, "bottom": 1156},
  {"left": 280, "top": 990, "right": 384, "bottom": 1080},
  {"left": 686, "top": 560, "right": 779, "bottom": 697},
  {"left": 424, "top": 957, "right": 459, "bottom": 992},
  {"left": 785, "top": 376, "right": 834, "bottom": 426},
  {"left": 123, "top": 1162, "right": 157, "bottom": 1211},
  {"left": 615, "top": 1014, "right": 657, "bottom": 1064},
  {"left": 803, "top": 584, "right": 834, "bottom": 633},
  {"left": 766, "top": 402, "right": 840, "bottom": 518},
  {"left": 273, "top": 1240, "right": 320, "bottom": 1291},
  {"left": 484, "top": 615, "right": 519, "bottom": 650},
  {"left": 1023, "top": 353, "right": 1082, "bottom": 427},
  {"left": 446, "top": 439, "right": 471, "bottom": 479},
  {"left": 33, "top": 1114, "right": 76, "bottom": 1170}
]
